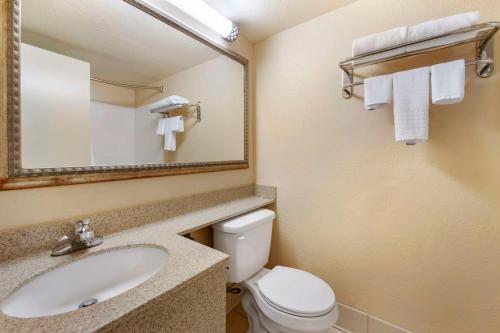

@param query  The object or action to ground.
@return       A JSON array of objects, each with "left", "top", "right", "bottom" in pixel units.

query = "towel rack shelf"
[
  {"left": 150, "top": 102, "right": 202, "bottom": 122},
  {"left": 339, "top": 21, "right": 499, "bottom": 99}
]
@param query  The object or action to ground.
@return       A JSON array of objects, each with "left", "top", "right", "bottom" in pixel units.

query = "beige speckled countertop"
[{"left": 0, "top": 193, "right": 274, "bottom": 332}]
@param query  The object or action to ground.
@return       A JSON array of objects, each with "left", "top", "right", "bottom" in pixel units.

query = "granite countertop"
[{"left": 0, "top": 194, "right": 274, "bottom": 332}]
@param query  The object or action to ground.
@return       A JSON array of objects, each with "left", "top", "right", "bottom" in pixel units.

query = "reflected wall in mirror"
[{"left": 19, "top": 0, "right": 246, "bottom": 170}]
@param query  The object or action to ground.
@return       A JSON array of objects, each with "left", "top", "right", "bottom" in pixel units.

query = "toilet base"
[
  {"left": 242, "top": 291, "right": 335, "bottom": 333},
  {"left": 242, "top": 291, "right": 268, "bottom": 333}
]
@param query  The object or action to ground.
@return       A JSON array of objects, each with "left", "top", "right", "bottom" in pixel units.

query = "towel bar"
[
  {"left": 90, "top": 77, "right": 164, "bottom": 93},
  {"left": 340, "top": 21, "right": 499, "bottom": 99},
  {"left": 343, "top": 58, "right": 494, "bottom": 89}
]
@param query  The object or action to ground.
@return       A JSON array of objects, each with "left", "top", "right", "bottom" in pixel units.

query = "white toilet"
[{"left": 213, "top": 209, "right": 338, "bottom": 333}]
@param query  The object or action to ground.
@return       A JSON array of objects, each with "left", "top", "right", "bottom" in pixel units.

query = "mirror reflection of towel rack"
[
  {"left": 90, "top": 77, "right": 164, "bottom": 93},
  {"left": 149, "top": 102, "right": 202, "bottom": 122}
]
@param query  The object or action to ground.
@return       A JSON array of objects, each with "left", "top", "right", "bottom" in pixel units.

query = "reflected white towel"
[
  {"left": 364, "top": 74, "right": 393, "bottom": 111},
  {"left": 150, "top": 95, "right": 190, "bottom": 113},
  {"left": 352, "top": 26, "right": 408, "bottom": 56},
  {"left": 156, "top": 118, "right": 166, "bottom": 135},
  {"left": 164, "top": 116, "right": 184, "bottom": 151},
  {"left": 156, "top": 116, "right": 184, "bottom": 151},
  {"left": 393, "top": 67, "right": 430, "bottom": 144},
  {"left": 431, "top": 59, "right": 465, "bottom": 105}
]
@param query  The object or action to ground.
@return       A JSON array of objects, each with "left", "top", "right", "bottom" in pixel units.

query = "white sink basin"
[{"left": 1, "top": 246, "right": 168, "bottom": 318}]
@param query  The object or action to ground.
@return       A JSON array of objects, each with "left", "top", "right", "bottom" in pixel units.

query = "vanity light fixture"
[{"left": 165, "top": 0, "right": 239, "bottom": 42}]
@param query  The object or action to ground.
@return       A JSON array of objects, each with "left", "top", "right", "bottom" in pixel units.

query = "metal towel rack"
[
  {"left": 90, "top": 77, "right": 164, "bottom": 93},
  {"left": 339, "top": 22, "right": 500, "bottom": 99},
  {"left": 149, "top": 102, "right": 202, "bottom": 122}
]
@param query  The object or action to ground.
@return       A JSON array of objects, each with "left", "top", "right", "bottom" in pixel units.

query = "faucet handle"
[
  {"left": 75, "top": 218, "right": 94, "bottom": 242},
  {"left": 79, "top": 217, "right": 90, "bottom": 226},
  {"left": 75, "top": 218, "right": 90, "bottom": 232}
]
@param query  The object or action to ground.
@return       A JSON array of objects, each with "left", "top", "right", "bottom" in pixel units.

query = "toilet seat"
[
  {"left": 257, "top": 266, "right": 336, "bottom": 317},
  {"left": 243, "top": 268, "right": 339, "bottom": 332}
]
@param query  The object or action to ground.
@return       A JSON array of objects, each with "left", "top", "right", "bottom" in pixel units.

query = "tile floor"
[{"left": 226, "top": 306, "right": 249, "bottom": 333}]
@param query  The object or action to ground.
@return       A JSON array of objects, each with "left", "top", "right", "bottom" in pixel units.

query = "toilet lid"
[{"left": 257, "top": 266, "right": 336, "bottom": 317}]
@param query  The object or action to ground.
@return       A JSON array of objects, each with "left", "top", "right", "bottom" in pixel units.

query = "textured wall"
[
  {"left": 255, "top": 1, "right": 500, "bottom": 332},
  {"left": 0, "top": 1, "right": 255, "bottom": 229}
]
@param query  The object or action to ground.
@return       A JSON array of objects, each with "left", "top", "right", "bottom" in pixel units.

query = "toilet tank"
[{"left": 213, "top": 209, "right": 275, "bottom": 283}]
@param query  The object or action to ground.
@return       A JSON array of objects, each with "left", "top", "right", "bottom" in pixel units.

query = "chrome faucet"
[{"left": 51, "top": 218, "right": 103, "bottom": 256}]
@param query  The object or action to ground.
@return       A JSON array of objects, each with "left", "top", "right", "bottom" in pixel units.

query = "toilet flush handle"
[{"left": 236, "top": 235, "right": 246, "bottom": 240}]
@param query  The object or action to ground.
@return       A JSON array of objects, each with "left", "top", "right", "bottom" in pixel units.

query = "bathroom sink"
[{"left": 1, "top": 246, "right": 168, "bottom": 318}]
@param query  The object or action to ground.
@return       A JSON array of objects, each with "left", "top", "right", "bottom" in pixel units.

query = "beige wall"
[
  {"left": 255, "top": 1, "right": 500, "bottom": 332},
  {"left": 0, "top": 6, "right": 255, "bottom": 229}
]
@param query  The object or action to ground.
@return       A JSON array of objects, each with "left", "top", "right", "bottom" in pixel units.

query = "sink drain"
[{"left": 79, "top": 298, "right": 98, "bottom": 309}]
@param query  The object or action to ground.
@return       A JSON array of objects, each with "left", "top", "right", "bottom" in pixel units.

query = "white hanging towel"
[
  {"left": 364, "top": 74, "right": 393, "bottom": 111},
  {"left": 156, "top": 118, "right": 166, "bottom": 135},
  {"left": 150, "top": 95, "right": 190, "bottom": 113},
  {"left": 431, "top": 59, "right": 465, "bottom": 105},
  {"left": 393, "top": 67, "right": 430, "bottom": 145},
  {"left": 156, "top": 116, "right": 184, "bottom": 151}
]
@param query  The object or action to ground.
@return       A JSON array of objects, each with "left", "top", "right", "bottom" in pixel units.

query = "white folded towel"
[
  {"left": 150, "top": 95, "right": 190, "bottom": 113},
  {"left": 352, "top": 26, "right": 408, "bottom": 56},
  {"left": 408, "top": 11, "right": 479, "bottom": 42},
  {"left": 431, "top": 59, "right": 465, "bottom": 105},
  {"left": 407, "top": 11, "right": 480, "bottom": 50},
  {"left": 352, "top": 12, "right": 480, "bottom": 60},
  {"left": 393, "top": 67, "right": 430, "bottom": 145},
  {"left": 156, "top": 116, "right": 184, "bottom": 151},
  {"left": 364, "top": 74, "right": 393, "bottom": 111}
]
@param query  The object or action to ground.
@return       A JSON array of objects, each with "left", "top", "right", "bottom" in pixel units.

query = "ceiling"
[
  {"left": 21, "top": 0, "right": 221, "bottom": 85},
  {"left": 204, "top": 0, "right": 359, "bottom": 42},
  {"left": 20, "top": 0, "right": 358, "bottom": 84}
]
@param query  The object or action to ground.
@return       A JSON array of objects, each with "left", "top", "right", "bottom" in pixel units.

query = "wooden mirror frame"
[{"left": 0, "top": 0, "right": 249, "bottom": 190}]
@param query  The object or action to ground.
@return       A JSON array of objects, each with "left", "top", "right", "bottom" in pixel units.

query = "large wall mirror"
[{"left": 2, "top": 0, "right": 248, "bottom": 190}]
